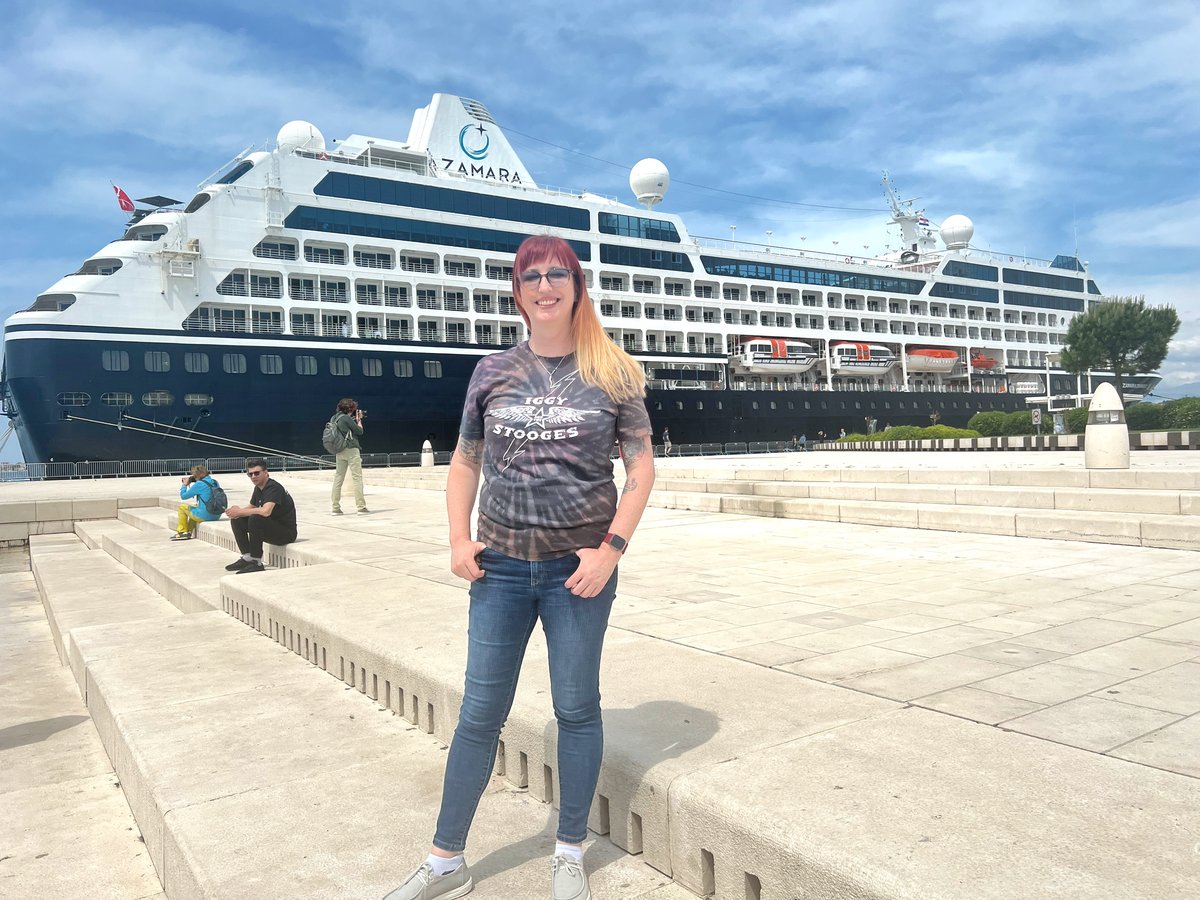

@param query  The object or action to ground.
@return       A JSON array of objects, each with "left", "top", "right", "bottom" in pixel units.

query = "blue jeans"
[{"left": 433, "top": 547, "right": 617, "bottom": 851}]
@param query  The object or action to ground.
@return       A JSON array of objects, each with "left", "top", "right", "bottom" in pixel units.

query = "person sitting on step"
[
  {"left": 223, "top": 458, "right": 297, "bottom": 574},
  {"left": 172, "top": 465, "right": 223, "bottom": 541}
]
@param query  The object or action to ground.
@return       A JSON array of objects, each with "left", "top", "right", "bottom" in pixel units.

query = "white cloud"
[{"left": 1087, "top": 196, "right": 1200, "bottom": 250}]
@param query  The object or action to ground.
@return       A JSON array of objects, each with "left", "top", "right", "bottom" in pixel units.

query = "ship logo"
[{"left": 459, "top": 123, "right": 490, "bottom": 160}]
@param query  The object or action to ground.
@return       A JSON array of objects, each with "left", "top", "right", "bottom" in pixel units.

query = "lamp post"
[
  {"left": 765, "top": 230, "right": 772, "bottom": 248},
  {"left": 729, "top": 225, "right": 737, "bottom": 243}
]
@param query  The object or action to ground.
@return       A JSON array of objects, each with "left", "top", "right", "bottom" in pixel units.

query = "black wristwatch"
[{"left": 602, "top": 532, "right": 628, "bottom": 554}]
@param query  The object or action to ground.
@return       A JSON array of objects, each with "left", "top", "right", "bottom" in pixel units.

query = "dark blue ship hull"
[{"left": 4, "top": 325, "right": 1033, "bottom": 463}]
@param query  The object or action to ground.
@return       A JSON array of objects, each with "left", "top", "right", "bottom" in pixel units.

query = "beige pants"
[{"left": 332, "top": 446, "right": 366, "bottom": 512}]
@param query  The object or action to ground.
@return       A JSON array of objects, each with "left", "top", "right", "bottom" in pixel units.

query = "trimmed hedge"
[
  {"left": 1001, "top": 410, "right": 1035, "bottom": 436},
  {"left": 966, "top": 411, "right": 1006, "bottom": 437},
  {"left": 840, "top": 425, "right": 981, "bottom": 443},
  {"left": 1125, "top": 403, "right": 1164, "bottom": 431}
]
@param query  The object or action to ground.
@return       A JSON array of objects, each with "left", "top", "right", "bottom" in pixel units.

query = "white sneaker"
[
  {"left": 383, "top": 861, "right": 473, "bottom": 900},
  {"left": 551, "top": 855, "right": 590, "bottom": 900}
]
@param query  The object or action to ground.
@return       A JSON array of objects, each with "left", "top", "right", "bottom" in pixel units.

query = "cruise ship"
[{"left": 1, "top": 94, "right": 1160, "bottom": 463}]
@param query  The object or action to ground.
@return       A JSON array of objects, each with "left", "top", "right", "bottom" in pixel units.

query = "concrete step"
[
  {"left": 657, "top": 476, "right": 1200, "bottom": 516},
  {"left": 0, "top": 568, "right": 163, "bottom": 899},
  {"left": 670, "top": 464, "right": 1200, "bottom": 491},
  {"left": 29, "top": 533, "right": 183, "bottom": 692},
  {"left": 30, "top": 505, "right": 1200, "bottom": 898},
  {"left": 81, "top": 517, "right": 226, "bottom": 614},
  {"left": 29, "top": 540, "right": 688, "bottom": 900},
  {"left": 216, "top": 562, "right": 1200, "bottom": 899},
  {"left": 648, "top": 490, "right": 1200, "bottom": 550}
]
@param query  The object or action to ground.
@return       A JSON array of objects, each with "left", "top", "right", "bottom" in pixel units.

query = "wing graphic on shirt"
[{"left": 492, "top": 404, "right": 594, "bottom": 427}]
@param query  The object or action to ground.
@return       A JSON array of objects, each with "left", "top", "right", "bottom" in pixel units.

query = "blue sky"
[{"left": 2, "top": 0, "right": 1198, "bottom": 459}]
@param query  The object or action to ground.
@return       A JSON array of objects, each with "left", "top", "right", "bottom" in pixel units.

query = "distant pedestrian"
[
  {"left": 817, "top": 430, "right": 826, "bottom": 442},
  {"left": 789, "top": 433, "right": 799, "bottom": 451},
  {"left": 341, "top": 321, "right": 350, "bottom": 338},
  {"left": 839, "top": 427, "right": 846, "bottom": 439},
  {"left": 223, "top": 458, "right": 297, "bottom": 574},
  {"left": 330, "top": 398, "right": 369, "bottom": 515},
  {"left": 662, "top": 427, "right": 672, "bottom": 457},
  {"left": 799, "top": 432, "right": 807, "bottom": 452}
]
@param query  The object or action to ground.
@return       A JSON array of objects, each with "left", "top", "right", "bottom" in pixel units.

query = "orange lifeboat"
[
  {"left": 970, "top": 351, "right": 998, "bottom": 370},
  {"left": 906, "top": 348, "right": 959, "bottom": 373}
]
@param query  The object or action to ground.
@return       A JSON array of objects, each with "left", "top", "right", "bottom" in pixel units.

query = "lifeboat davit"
[
  {"left": 906, "top": 348, "right": 960, "bottom": 373},
  {"left": 829, "top": 341, "right": 896, "bottom": 372},
  {"left": 970, "top": 351, "right": 999, "bottom": 370},
  {"left": 730, "top": 337, "right": 818, "bottom": 374}
]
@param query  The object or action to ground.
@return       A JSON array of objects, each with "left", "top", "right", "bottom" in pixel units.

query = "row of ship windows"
[
  {"left": 313, "top": 173, "right": 683, "bottom": 243},
  {"left": 98, "top": 349, "right": 443, "bottom": 379},
  {"left": 649, "top": 397, "right": 1006, "bottom": 413},
  {"left": 57, "top": 388, "right": 1000, "bottom": 416},
  {"left": 217, "top": 268, "right": 1086, "bottom": 318},
  {"left": 943, "top": 260, "right": 1097, "bottom": 294}
]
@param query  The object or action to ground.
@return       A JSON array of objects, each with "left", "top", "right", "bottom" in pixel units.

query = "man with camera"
[
  {"left": 224, "top": 458, "right": 297, "bottom": 573},
  {"left": 330, "top": 398, "right": 370, "bottom": 515}
]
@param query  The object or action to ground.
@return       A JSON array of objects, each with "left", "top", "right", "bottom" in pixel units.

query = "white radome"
[
  {"left": 940, "top": 214, "right": 974, "bottom": 249},
  {"left": 276, "top": 121, "right": 326, "bottom": 153},
  {"left": 630, "top": 158, "right": 670, "bottom": 209}
]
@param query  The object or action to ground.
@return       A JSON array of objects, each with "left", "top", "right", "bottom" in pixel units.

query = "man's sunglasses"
[{"left": 247, "top": 470, "right": 265, "bottom": 477}]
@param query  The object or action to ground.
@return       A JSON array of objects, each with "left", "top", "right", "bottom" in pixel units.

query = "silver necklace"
[{"left": 531, "top": 346, "right": 572, "bottom": 385}]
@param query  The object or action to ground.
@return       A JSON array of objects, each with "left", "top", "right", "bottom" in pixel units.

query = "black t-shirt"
[{"left": 250, "top": 478, "right": 297, "bottom": 531}]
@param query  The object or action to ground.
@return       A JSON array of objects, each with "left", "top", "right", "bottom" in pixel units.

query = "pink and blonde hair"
[{"left": 511, "top": 235, "right": 645, "bottom": 402}]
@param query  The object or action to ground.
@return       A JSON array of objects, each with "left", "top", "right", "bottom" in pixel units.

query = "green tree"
[{"left": 1059, "top": 296, "right": 1179, "bottom": 399}]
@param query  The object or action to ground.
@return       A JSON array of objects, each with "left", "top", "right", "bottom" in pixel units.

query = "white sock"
[
  {"left": 241, "top": 553, "right": 253, "bottom": 561},
  {"left": 426, "top": 853, "right": 463, "bottom": 876},
  {"left": 554, "top": 843, "right": 583, "bottom": 863}
]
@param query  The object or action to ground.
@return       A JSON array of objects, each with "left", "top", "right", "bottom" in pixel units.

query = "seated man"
[{"left": 224, "top": 458, "right": 297, "bottom": 574}]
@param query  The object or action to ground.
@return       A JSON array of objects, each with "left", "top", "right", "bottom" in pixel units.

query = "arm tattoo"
[
  {"left": 457, "top": 437, "right": 483, "bottom": 465},
  {"left": 620, "top": 433, "right": 647, "bottom": 465},
  {"left": 623, "top": 476, "right": 639, "bottom": 494}
]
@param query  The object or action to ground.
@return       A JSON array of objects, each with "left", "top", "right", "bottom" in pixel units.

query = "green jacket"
[{"left": 334, "top": 412, "right": 364, "bottom": 450}]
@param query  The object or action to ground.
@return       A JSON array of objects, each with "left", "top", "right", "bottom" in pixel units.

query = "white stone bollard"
[
  {"left": 1084, "top": 382, "right": 1130, "bottom": 469},
  {"left": 420, "top": 439, "right": 435, "bottom": 468}
]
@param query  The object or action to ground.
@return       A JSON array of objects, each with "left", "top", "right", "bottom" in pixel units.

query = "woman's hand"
[
  {"left": 565, "top": 547, "right": 618, "bottom": 598},
  {"left": 450, "top": 537, "right": 487, "bottom": 582}
]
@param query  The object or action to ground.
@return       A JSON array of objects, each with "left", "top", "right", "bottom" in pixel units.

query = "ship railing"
[{"left": 76, "top": 461, "right": 121, "bottom": 478}]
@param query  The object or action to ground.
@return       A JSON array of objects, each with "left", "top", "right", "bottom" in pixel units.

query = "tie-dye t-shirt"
[{"left": 459, "top": 342, "right": 652, "bottom": 561}]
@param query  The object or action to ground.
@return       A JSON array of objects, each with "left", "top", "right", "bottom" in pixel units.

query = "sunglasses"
[
  {"left": 519, "top": 267, "right": 572, "bottom": 288},
  {"left": 247, "top": 470, "right": 265, "bottom": 477}
]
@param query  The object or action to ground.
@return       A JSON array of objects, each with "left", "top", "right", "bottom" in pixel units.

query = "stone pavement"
[
  {"left": 4, "top": 450, "right": 1200, "bottom": 898},
  {"left": 0, "top": 562, "right": 163, "bottom": 899},
  {"left": 306, "top": 453, "right": 1200, "bottom": 778}
]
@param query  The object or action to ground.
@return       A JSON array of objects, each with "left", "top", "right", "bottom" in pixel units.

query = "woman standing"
[{"left": 386, "top": 236, "right": 655, "bottom": 900}]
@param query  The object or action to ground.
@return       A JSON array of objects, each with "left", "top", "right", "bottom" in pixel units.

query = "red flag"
[{"left": 112, "top": 184, "right": 135, "bottom": 213}]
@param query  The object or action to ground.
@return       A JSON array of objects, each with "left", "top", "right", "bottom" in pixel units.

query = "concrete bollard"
[
  {"left": 1084, "top": 382, "right": 1130, "bottom": 469},
  {"left": 420, "top": 439, "right": 435, "bottom": 468}
]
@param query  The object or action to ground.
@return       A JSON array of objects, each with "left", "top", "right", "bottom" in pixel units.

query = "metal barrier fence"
[{"left": 1, "top": 441, "right": 819, "bottom": 481}]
